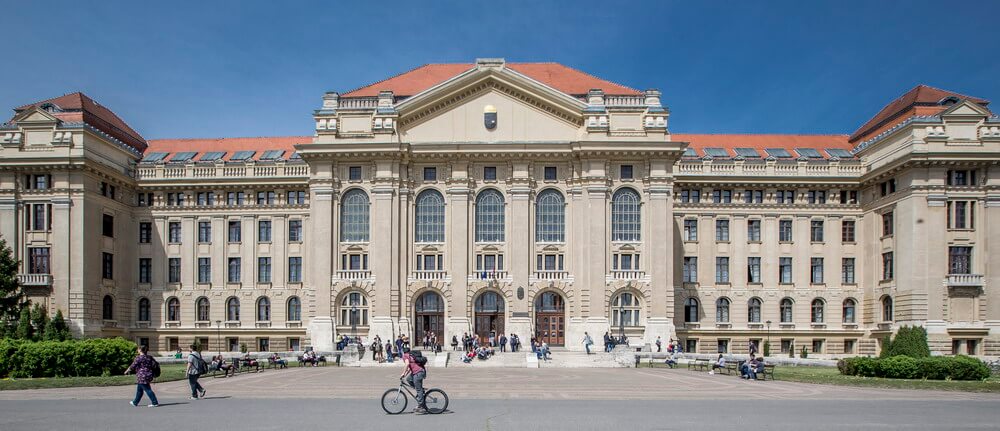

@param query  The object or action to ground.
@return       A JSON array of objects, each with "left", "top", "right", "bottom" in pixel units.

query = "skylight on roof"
[
  {"left": 704, "top": 148, "right": 729, "bottom": 158},
  {"left": 142, "top": 152, "right": 168, "bottom": 162},
  {"left": 230, "top": 151, "right": 256, "bottom": 161},
  {"left": 734, "top": 148, "right": 760, "bottom": 158},
  {"left": 259, "top": 150, "right": 285, "bottom": 160},
  {"left": 682, "top": 148, "right": 698, "bottom": 157},
  {"left": 289, "top": 152, "right": 302, "bottom": 160},
  {"left": 200, "top": 151, "right": 226, "bottom": 162},
  {"left": 825, "top": 148, "right": 853, "bottom": 158},
  {"left": 795, "top": 148, "right": 823, "bottom": 159},
  {"left": 765, "top": 148, "right": 792, "bottom": 158},
  {"left": 170, "top": 152, "right": 197, "bottom": 162}
]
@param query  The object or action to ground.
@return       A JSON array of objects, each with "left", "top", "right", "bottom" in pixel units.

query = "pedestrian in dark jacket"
[
  {"left": 499, "top": 334, "right": 508, "bottom": 352},
  {"left": 125, "top": 345, "right": 160, "bottom": 407}
]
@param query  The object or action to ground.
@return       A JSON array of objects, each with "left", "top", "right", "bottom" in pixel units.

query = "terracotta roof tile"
[
  {"left": 13, "top": 92, "right": 147, "bottom": 152},
  {"left": 145, "top": 136, "right": 312, "bottom": 162},
  {"left": 673, "top": 133, "right": 853, "bottom": 159},
  {"left": 342, "top": 62, "right": 641, "bottom": 98},
  {"left": 849, "top": 85, "right": 990, "bottom": 143}
]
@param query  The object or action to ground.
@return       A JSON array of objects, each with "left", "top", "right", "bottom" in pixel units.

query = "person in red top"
[{"left": 399, "top": 347, "right": 427, "bottom": 414}]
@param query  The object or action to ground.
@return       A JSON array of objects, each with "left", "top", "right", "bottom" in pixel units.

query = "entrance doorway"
[
  {"left": 474, "top": 291, "right": 505, "bottom": 345},
  {"left": 534, "top": 291, "right": 565, "bottom": 346},
  {"left": 414, "top": 291, "right": 444, "bottom": 346}
]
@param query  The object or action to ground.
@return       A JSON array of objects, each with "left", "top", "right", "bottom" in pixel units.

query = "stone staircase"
[{"left": 537, "top": 347, "right": 635, "bottom": 368}]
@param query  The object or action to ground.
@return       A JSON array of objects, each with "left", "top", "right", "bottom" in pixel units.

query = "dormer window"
[
  {"left": 40, "top": 103, "right": 58, "bottom": 113},
  {"left": 939, "top": 96, "right": 960, "bottom": 106}
]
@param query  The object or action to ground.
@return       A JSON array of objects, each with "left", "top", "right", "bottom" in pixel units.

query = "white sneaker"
[
  {"left": 129, "top": 401, "right": 137, "bottom": 407},
  {"left": 148, "top": 404, "right": 159, "bottom": 408},
  {"left": 708, "top": 371, "right": 714, "bottom": 375}
]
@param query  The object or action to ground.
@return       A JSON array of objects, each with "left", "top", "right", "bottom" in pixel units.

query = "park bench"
[
  {"left": 755, "top": 364, "right": 775, "bottom": 381},
  {"left": 267, "top": 356, "right": 288, "bottom": 369},
  {"left": 688, "top": 358, "right": 710, "bottom": 371},
  {"left": 721, "top": 362, "right": 738, "bottom": 375}
]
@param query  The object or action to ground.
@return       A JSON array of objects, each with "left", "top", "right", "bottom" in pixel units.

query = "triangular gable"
[
  {"left": 10, "top": 106, "right": 60, "bottom": 125},
  {"left": 940, "top": 99, "right": 992, "bottom": 118}
]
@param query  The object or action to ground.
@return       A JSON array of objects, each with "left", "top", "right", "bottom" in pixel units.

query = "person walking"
[
  {"left": 603, "top": 332, "right": 612, "bottom": 353},
  {"left": 185, "top": 344, "right": 207, "bottom": 400},
  {"left": 499, "top": 334, "right": 508, "bottom": 352},
  {"left": 748, "top": 340, "right": 758, "bottom": 357},
  {"left": 656, "top": 336, "right": 662, "bottom": 352},
  {"left": 582, "top": 332, "right": 593, "bottom": 355},
  {"left": 125, "top": 345, "right": 160, "bottom": 407}
]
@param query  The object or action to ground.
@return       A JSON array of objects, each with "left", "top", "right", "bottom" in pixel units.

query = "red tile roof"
[
  {"left": 673, "top": 133, "right": 853, "bottom": 159},
  {"left": 849, "top": 85, "right": 990, "bottom": 143},
  {"left": 13, "top": 92, "right": 147, "bottom": 152},
  {"left": 342, "top": 62, "right": 641, "bottom": 98},
  {"left": 145, "top": 136, "right": 312, "bottom": 162}
]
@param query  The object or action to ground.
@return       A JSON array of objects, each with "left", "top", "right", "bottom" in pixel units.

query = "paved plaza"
[{"left": 1, "top": 368, "right": 998, "bottom": 430}]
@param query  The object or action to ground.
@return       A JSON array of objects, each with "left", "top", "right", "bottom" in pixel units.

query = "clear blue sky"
[{"left": 3, "top": 1, "right": 998, "bottom": 139}]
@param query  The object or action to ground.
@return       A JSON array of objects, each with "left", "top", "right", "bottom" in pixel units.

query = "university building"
[{"left": 1, "top": 58, "right": 997, "bottom": 356}]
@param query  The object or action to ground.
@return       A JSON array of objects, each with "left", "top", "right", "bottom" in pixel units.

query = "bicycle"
[{"left": 381, "top": 377, "right": 449, "bottom": 414}]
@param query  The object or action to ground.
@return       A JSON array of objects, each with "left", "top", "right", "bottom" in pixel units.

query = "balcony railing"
[
  {"left": 335, "top": 270, "right": 372, "bottom": 281},
  {"left": 17, "top": 273, "right": 52, "bottom": 287},
  {"left": 946, "top": 274, "right": 984, "bottom": 287},
  {"left": 609, "top": 270, "right": 646, "bottom": 281},
  {"left": 135, "top": 162, "right": 309, "bottom": 180},
  {"left": 468, "top": 270, "right": 508, "bottom": 281},
  {"left": 533, "top": 270, "right": 569, "bottom": 281},
  {"left": 411, "top": 270, "right": 447, "bottom": 281}
]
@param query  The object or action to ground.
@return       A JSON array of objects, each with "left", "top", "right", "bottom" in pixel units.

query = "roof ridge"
[
  {"left": 341, "top": 64, "right": 445, "bottom": 97},
  {"left": 915, "top": 83, "right": 987, "bottom": 103},
  {"left": 552, "top": 63, "right": 641, "bottom": 94},
  {"left": 148, "top": 135, "right": 312, "bottom": 142}
]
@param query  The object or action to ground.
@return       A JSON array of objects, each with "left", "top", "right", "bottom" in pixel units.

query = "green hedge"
[
  {"left": 0, "top": 337, "right": 137, "bottom": 378},
  {"left": 880, "top": 325, "right": 931, "bottom": 358},
  {"left": 838, "top": 355, "right": 990, "bottom": 381}
]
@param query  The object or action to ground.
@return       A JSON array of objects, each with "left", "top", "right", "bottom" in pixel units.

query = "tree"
[
  {"left": 30, "top": 304, "right": 48, "bottom": 341},
  {"left": 0, "top": 237, "right": 25, "bottom": 333},
  {"left": 14, "top": 307, "right": 32, "bottom": 340},
  {"left": 45, "top": 309, "right": 71, "bottom": 341}
]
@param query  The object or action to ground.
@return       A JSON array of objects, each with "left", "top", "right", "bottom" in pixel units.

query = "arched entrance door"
[
  {"left": 535, "top": 291, "right": 565, "bottom": 346},
  {"left": 474, "top": 291, "right": 505, "bottom": 345},
  {"left": 414, "top": 291, "right": 444, "bottom": 344}
]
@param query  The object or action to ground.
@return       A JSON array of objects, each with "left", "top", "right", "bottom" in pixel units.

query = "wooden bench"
[
  {"left": 755, "top": 364, "right": 775, "bottom": 380},
  {"left": 721, "top": 362, "right": 739, "bottom": 376},
  {"left": 688, "top": 358, "right": 710, "bottom": 371}
]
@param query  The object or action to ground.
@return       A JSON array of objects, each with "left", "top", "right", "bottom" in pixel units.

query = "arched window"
[
  {"left": 196, "top": 297, "right": 210, "bottom": 322},
  {"left": 882, "top": 296, "right": 893, "bottom": 322},
  {"left": 340, "top": 291, "right": 369, "bottom": 326},
  {"left": 415, "top": 291, "right": 443, "bottom": 312},
  {"left": 137, "top": 298, "right": 150, "bottom": 322},
  {"left": 166, "top": 297, "right": 180, "bottom": 322},
  {"left": 535, "top": 189, "right": 565, "bottom": 243},
  {"left": 474, "top": 189, "right": 505, "bottom": 242},
  {"left": 780, "top": 298, "right": 794, "bottom": 323},
  {"left": 612, "top": 292, "right": 641, "bottom": 327},
  {"left": 102, "top": 295, "right": 114, "bottom": 320},
  {"left": 684, "top": 297, "right": 699, "bottom": 323},
  {"left": 474, "top": 291, "right": 504, "bottom": 312},
  {"left": 811, "top": 298, "right": 825, "bottom": 323},
  {"left": 340, "top": 189, "right": 370, "bottom": 242},
  {"left": 842, "top": 298, "right": 856, "bottom": 324},
  {"left": 611, "top": 188, "right": 641, "bottom": 242},
  {"left": 257, "top": 297, "right": 271, "bottom": 321},
  {"left": 748, "top": 297, "right": 762, "bottom": 323},
  {"left": 415, "top": 190, "right": 445, "bottom": 243},
  {"left": 287, "top": 296, "right": 301, "bottom": 322},
  {"left": 716, "top": 297, "right": 730, "bottom": 323},
  {"left": 226, "top": 297, "right": 240, "bottom": 321},
  {"left": 535, "top": 292, "right": 565, "bottom": 312}
]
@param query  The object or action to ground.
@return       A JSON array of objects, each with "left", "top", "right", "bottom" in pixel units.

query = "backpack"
[
  {"left": 193, "top": 353, "right": 208, "bottom": 375},
  {"left": 150, "top": 357, "right": 162, "bottom": 378},
  {"left": 411, "top": 350, "right": 428, "bottom": 367}
]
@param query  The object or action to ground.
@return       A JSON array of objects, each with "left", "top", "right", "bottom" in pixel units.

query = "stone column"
[
  {"left": 507, "top": 162, "right": 532, "bottom": 338},
  {"left": 369, "top": 159, "right": 398, "bottom": 343},
  {"left": 569, "top": 159, "right": 610, "bottom": 352},
  {"left": 446, "top": 161, "right": 471, "bottom": 343},
  {"left": 307, "top": 162, "right": 335, "bottom": 352},
  {"left": 645, "top": 159, "right": 675, "bottom": 345}
]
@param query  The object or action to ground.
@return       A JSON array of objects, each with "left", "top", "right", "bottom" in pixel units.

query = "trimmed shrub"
[
  {"left": 0, "top": 337, "right": 136, "bottom": 378},
  {"left": 838, "top": 355, "right": 989, "bottom": 381},
  {"left": 884, "top": 326, "right": 930, "bottom": 358},
  {"left": 878, "top": 355, "right": 919, "bottom": 379}
]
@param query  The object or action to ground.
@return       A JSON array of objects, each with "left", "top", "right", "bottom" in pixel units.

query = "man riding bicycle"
[{"left": 400, "top": 347, "right": 428, "bottom": 414}]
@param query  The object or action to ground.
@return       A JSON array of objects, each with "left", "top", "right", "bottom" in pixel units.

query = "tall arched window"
[
  {"left": 882, "top": 296, "right": 893, "bottom": 322},
  {"left": 196, "top": 297, "right": 210, "bottom": 322},
  {"left": 102, "top": 295, "right": 114, "bottom": 320},
  {"left": 137, "top": 298, "right": 150, "bottom": 322},
  {"left": 340, "top": 189, "right": 370, "bottom": 242},
  {"left": 684, "top": 297, "right": 699, "bottom": 323},
  {"left": 811, "top": 298, "right": 825, "bottom": 323},
  {"left": 612, "top": 292, "right": 641, "bottom": 327},
  {"left": 716, "top": 297, "right": 730, "bottom": 323},
  {"left": 287, "top": 296, "right": 301, "bottom": 322},
  {"left": 535, "top": 189, "right": 565, "bottom": 243},
  {"left": 842, "top": 298, "right": 856, "bottom": 324},
  {"left": 748, "top": 297, "right": 762, "bottom": 323},
  {"left": 611, "top": 188, "right": 641, "bottom": 242},
  {"left": 340, "top": 291, "right": 369, "bottom": 326},
  {"left": 475, "top": 189, "right": 505, "bottom": 242},
  {"left": 257, "top": 297, "right": 271, "bottom": 321},
  {"left": 780, "top": 298, "right": 794, "bottom": 323},
  {"left": 166, "top": 297, "right": 180, "bottom": 322},
  {"left": 226, "top": 297, "right": 240, "bottom": 321},
  {"left": 415, "top": 190, "right": 445, "bottom": 243}
]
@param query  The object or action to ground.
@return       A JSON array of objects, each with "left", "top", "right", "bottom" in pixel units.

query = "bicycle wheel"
[
  {"left": 423, "top": 388, "right": 449, "bottom": 414},
  {"left": 381, "top": 388, "right": 408, "bottom": 414}
]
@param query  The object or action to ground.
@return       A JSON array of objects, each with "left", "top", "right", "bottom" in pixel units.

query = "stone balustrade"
[
  {"left": 947, "top": 274, "right": 985, "bottom": 287},
  {"left": 136, "top": 162, "right": 309, "bottom": 180},
  {"left": 17, "top": 273, "right": 52, "bottom": 287}
]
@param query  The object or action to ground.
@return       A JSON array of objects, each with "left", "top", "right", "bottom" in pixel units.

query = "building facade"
[{"left": 1, "top": 58, "right": 998, "bottom": 356}]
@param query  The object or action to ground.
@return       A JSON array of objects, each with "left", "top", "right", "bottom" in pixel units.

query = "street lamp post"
[
  {"left": 351, "top": 304, "right": 358, "bottom": 343},
  {"left": 765, "top": 320, "right": 772, "bottom": 356},
  {"left": 215, "top": 320, "right": 222, "bottom": 356},
  {"left": 618, "top": 302, "right": 625, "bottom": 346}
]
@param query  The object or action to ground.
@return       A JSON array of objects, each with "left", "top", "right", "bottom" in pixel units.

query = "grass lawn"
[{"left": 0, "top": 363, "right": 188, "bottom": 391}]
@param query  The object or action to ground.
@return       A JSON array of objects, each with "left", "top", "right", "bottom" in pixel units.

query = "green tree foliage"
[
  {"left": 15, "top": 307, "right": 32, "bottom": 340},
  {"left": 880, "top": 326, "right": 931, "bottom": 358},
  {"left": 0, "top": 337, "right": 137, "bottom": 378},
  {"left": 30, "top": 304, "right": 48, "bottom": 341},
  {"left": 0, "top": 237, "right": 25, "bottom": 332},
  {"left": 44, "top": 310, "right": 71, "bottom": 341}
]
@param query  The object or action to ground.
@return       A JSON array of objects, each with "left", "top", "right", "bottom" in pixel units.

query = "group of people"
[
  {"left": 705, "top": 352, "right": 765, "bottom": 380},
  {"left": 453, "top": 332, "right": 522, "bottom": 352},
  {"left": 461, "top": 343, "right": 495, "bottom": 363},
  {"left": 602, "top": 332, "right": 630, "bottom": 352}
]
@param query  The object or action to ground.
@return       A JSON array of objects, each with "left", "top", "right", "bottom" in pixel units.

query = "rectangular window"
[
  {"left": 227, "top": 192, "right": 245, "bottom": 206},
  {"left": 258, "top": 220, "right": 272, "bottom": 243},
  {"left": 27, "top": 247, "right": 50, "bottom": 274},
  {"left": 543, "top": 166, "right": 557, "bottom": 181},
  {"left": 680, "top": 189, "right": 701, "bottom": 203},
  {"left": 343, "top": 253, "right": 369, "bottom": 271},
  {"left": 288, "top": 220, "right": 302, "bottom": 242},
  {"left": 812, "top": 339, "right": 824, "bottom": 354},
  {"left": 882, "top": 252, "right": 894, "bottom": 281},
  {"left": 712, "top": 189, "right": 732, "bottom": 203},
  {"left": 26, "top": 174, "right": 51, "bottom": 190},
  {"left": 807, "top": 190, "right": 826, "bottom": 204},
  {"left": 686, "top": 339, "right": 698, "bottom": 353},
  {"left": 779, "top": 219, "right": 793, "bottom": 242},
  {"left": 683, "top": 219, "right": 698, "bottom": 241},
  {"left": 198, "top": 221, "right": 211, "bottom": 243},
  {"left": 258, "top": 338, "right": 269, "bottom": 352},
  {"left": 882, "top": 212, "right": 894, "bottom": 236},
  {"left": 743, "top": 190, "right": 763, "bottom": 204},
  {"left": 286, "top": 191, "right": 305, "bottom": 205},
  {"left": 841, "top": 220, "right": 855, "bottom": 243},
  {"left": 536, "top": 254, "right": 565, "bottom": 271},
  {"left": 288, "top": 338, "right": 301, "bottom": 351},
  {"left": 258, "top": 257, "right": 272, "bottom": 283},
  {"left": 197, "top": 192, "right": 213, "bottom": 206},
  {"left": 715, "top": 257, "right": 730, "bottom": 283},
  {"left": 949, "top": 246, "right": 972, "bottom": 275},
  {"left": 810, "top": 220, "right": 824, "bottom": 242},
  {"left": 840, "top": 190, "right": 858, "bottom": 204},
  {"left": 483, "top": 166, "right": 497, "bottom": 181},
  {"left": 138, "top": 258, "right": 151, "bottom": 283},
  {"left": 715, "top": 219, "right": 729, "bottom": 242},
  {"left": 811, "top": 257, "right": 824, "bottom": 284},
  {"left": 747, "top": 219, "right": 761, "bottom": 242},
  {"left": 682, "top": 257, "right": 698, "bottom": 283},
  {"left": 779, "top": 257, "right": 793, "bottom": 284},
  {"left": 228, "top": 258, "right": 241, "bottom": 283},
  {"left": 139, "top": 222, "right": 152, "bottom": 243},
  {"left": 842, "top": 258, "right": 855, "bottom": 284},
  {"left": 137, "top": 193, "right": 153, "bottom": 206},
  {"left": 168, "top": 221, "right": 181, "bottom": 243},
  {"left": 717, "top": 339, "right": 729, "bottom": 354},
  {"left": 102, "top": 214, "right": 114, "bottom": 237},
  {"left": 416, "top": 254, "right": 443, "bottom": 271},
  {"left": 880, "top": 179, "right": 896, "bottom": 197},
  {"left": 198, "top": 258, "right": 211, "bottom": 283},
  {"left": 747, "top": 257, "right": 761, "bottom": 283},
  {"left": 620, "top": 164, "right": 633, "bottom": 180},
  {"left": 776, "top": 190, "right": 795, "bottom": 204},
  {"left": 946, "top": 169, "right": 976, "bottom": 186},
  {"left": 288, "top": 257, "right": 302, "bottom": 282},
  {"left": 844, "top": 339, "right": 856, "bottom": 354},
  {"left": 947, "top": 201, "right": 974, "bottom": 229},
  {"left": 780, "top": 339, "right": 793, "bottom": 354},
  {"left": 168, "top": 258, "right": 181, "bottom": 283},
  {"left": 475, "top": 253, "right": 505, "bottom": 272},
  {"left": 102, "top": 252, "right": 113, "bottom": 279},
  {"left": 349, "top": 166, "right": 362, "bottom": 181},
  {"left": 228, "top": 220, "right": 241, "bottom": 242},
  {"left": 423, "top": 167, "right": 437, "bottom": 181}
]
